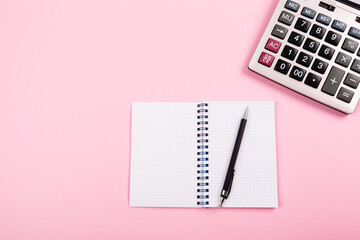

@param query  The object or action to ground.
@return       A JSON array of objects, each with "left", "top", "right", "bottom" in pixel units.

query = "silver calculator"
[{"left": 249, "top": 0, "right": 360, "bottom": 113}]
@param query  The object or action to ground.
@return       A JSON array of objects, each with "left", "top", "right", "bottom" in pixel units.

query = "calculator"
[{"left": 249, "top": 0, "right": 360, "bottom": 114}]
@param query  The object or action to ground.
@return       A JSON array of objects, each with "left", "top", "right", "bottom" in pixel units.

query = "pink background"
[{"left": 1, "top": 0, "right": 360, "bottom": 239}]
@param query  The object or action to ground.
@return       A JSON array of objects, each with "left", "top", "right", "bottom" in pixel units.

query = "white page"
[
  {"left": 130, "top": 102, "right": 199, "bottom": 207},
  {"left": 207, "top": 101, "right": 278, "bottom": 208}
]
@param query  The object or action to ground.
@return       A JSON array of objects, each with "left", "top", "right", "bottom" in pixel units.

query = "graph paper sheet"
[
  {"left": 207, "top": 101, "right": 278, "bottom": 208},
  {"left": 130, "top": 101, "right": 277, "bottom": 208},
  {"left": 130, "top": 102, "right": 199, "bottom": 207}
]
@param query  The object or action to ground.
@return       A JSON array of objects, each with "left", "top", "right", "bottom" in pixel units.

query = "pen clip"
[{"left": 228, "top": 169, "right": 235, "bottom": 195}]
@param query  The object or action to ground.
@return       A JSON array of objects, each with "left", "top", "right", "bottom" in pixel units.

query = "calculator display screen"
[{"left": 336, "top": 0, "right": 360, "bottom": 10}]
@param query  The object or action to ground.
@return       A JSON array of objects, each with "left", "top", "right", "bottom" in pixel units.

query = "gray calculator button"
[
  {"left": 342, "top": 38, "right": 359, "bottom": 53},
  {"left": 335, "top": 52, "right": 352, "bottom": 67},
  {"left": 344, "top": 73, "right": 360, "bottom": 89},
  {"left": 271, "top": 24, "right": 288, "bottom": 39},
  {"left": 337, "top": 87, "right": 354, "bottom": 103},
  {"left": 285, "top": 0, "right": 300, "bottom": 12},
  {"left": 278, "top": 11, "right": 295, "bottom": 26},
  {"left": 349, "top": 27, "right": 360, "bottom": 39},
  {"left": 332, "top": 20, "right": 347, "bottom": 32},
  {"left": 321, "top": 66, "right": 345, "bottom": 96},
  {"left": 301, "top": 7, "right": 316, "bottom": 19},
  {"left": 316, "top": 13, "right": 331, "bottom": 25},
  {"left": 350, "top": 59, "right": 360, "bottom": 73}
]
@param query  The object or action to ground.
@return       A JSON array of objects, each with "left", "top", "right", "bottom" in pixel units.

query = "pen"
[{"left": 220, "top": 106, "right": 248, "bottom": 207}]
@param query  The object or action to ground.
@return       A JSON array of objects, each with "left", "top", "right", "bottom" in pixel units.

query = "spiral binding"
[{"left": 197, "top": 102, "right": 209, "bottom": 206}]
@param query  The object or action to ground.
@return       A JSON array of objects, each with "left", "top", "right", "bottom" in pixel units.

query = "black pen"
[{"left": 220, "top": 106, "right": 248, "bottom": 207}]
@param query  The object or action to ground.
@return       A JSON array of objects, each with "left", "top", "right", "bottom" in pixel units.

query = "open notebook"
[{"left": 130, "top": 101, "right": 278, "bottom": 208}]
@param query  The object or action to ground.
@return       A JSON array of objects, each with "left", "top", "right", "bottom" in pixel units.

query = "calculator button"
[
  {"left": 285, "top": 0, "right": 300, "bottom": 12},
  {"left": 265, "top": 38, "right": 282, "bottom": 53},
  {"left": 271, "top": 24, "right": 288, "bottom": 39},
  {"left": 350, "top": 59, "right": 360, "bottom": 73},
  {"left": 309, "top": 24, "right": 326, "bottom": 39},
  {"left": 274, "top": 59, "right": 291, "bottom": 74},
  {"left": 321, "top": 66, "right": 345, "bottom": 96},
  {"left": 342, "top": 38, "right": 359, "bottom": 53},
  {"left": 325, "top": 31, "right": 342, "bottom": 46},
  {"left": 344, "top": 73, "right": 360, "bottom": 89},
  {"left": 296, "top": 52, "right": 313, "bottom": 67},
  {"left": 349, "top": 27, "right": 360, "bottom": 40},
  {"left": 278, "top": 11, "right": 295, "bottom": 26},
  {"left": 258, "top": 52, "right": 275, "bottom": 67},
  {"left": 337, "top": 87, "right": 354, "bottom": 103},
  {"left": 316, "top": 13, "right": 331, "bottom": 26},
  {"left": 289, "top": 66, "right": 306, "bottom": 81},
  {"left": 332, "top": 20, "right": 347, "bottom": 32},
  {"left": 311, "top": 59, "right": 328, "bottom": 74},
  {"left": 318, "top": 45, "right": 335, "bottom": 60},
  {"left": 301, "top": 7, "right": 316, "bottom": 19},
  {"left": 305, "top": 73, "right": 322, "bottom": 88},
  {"left": 288, "top": 31, "right": 305, "bottom": 46},
  {"left": 294, "top": 18, "right": 311, "bottom": 33},
  {"left": 281, "top": 45, "right": 298, "bottom": 60},
  {"left": 335, "top": 52, "right": 352, "bottom": 67},
  {"left": 303, "top": 38, "right": 320, "bottom": 53}
]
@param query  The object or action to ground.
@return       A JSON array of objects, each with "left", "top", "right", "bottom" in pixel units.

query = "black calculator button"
[
  {"left": 316, "top": 13, "right": 331, "bottom": 26},
  {"left": 303, "top": 38, "right": 320, "bottom": 53},
  {"left": 321, "top": 66, "right": 345, "bottom": 96},
  {"left": 281, "top": 45, "right": 298, "bottom": 60},
  {"left": 288, "top": 31, "right": 305, "bottom": 46},
  {"left": 289, "top": 66, "right": 306, "bottom": 81},
  {"left": 325, "top": 31, "right": 342, "bottom": 46},
  {"left": 294, "top": 18, "right": 311, "bottom": 33},
  {"left": 296, "top": 52, "right": 313, "bottom": 67},
  {"left": 310, "top": 24, "right": 326, "bottom": 39},
  {"left": 274, "top": 59, "right": 291, "bottom": 74},
  {"left": 335, "top": 52, "right": 352, "bottom": 67},
  {"left": 332, "top": 20, "right": 347, "bottom": 32},
  {"left": 271, "top": 24, "right": 288, "bottom": 39},
  {"left": 349, "top": 27, "right": 360, "bottom": 40},
  {"left": 285, "top": 0, "right": 300, "bottom": 12},
  {"left": 305, "top": 73, "right": 322, "bottom": 88},
  {"left": 311, "top": 59, "right": 328, "bottom": 74},
  {"left": 337, "top": 87, "right": 354, "bottom": 103},
  {"left": 278, "top": 11, "right": 295, "bottom": 26},
  {"left": 301, "top": 7, "right": 316, "bottom": 19},
  {"left": 344, "top": 73, "right": 360, "bottom": 89},
  {"left": 318, "top": 45, "right": 335, "bottom": 60},
  {"left": 342, "top": 38, "right": 359, "bottom": 53},
  {"left": 350, "top": 59, "right": 360, "bottom": 74}
]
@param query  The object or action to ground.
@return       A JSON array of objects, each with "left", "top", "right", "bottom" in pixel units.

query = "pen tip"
[
  {"left": 220, "top": 197, "right": 224, "bottom": 207},
  {"left": 244, "top": 106, "right": 249, "bottom": 119}
]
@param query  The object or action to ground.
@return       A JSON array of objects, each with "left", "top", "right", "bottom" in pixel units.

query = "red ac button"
[{"left": 265, "top": 38, "right": 282, "bottom": 53}]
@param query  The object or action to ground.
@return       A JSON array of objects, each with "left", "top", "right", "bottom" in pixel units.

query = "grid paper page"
[
  {"left": 207, "top": 101, "right": 278, "bottom": 208},
  {"left": 130, "top": 102, "right": 199, "bottom": 207}
]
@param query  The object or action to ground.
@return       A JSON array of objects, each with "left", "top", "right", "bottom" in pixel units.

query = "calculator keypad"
[
  {"left": 303, "top": 38, "right": 320, "bottom": 53},
  {"left": 321, "top": 67, "right": 345, "bottom": 95},
  {"left": 305, "top": 73, "right": 322, "bottom": 88},
  {"left": 310, "top": 24, "right": 326, "bottom": 39},
  {"left": 281, "top": 45, "right": 298, "bottom": 60},
  {"left": 274, "top": 59, "right": 291, "bottom": 74},
  {"left": 279, "top": 11, "right": 295, "bottom": 25},
  {"left": 271, "top": 24, "right": 288, "bottom": 39},
  {"left": 252, "top": 0, "right": 360, "bottom": 112},
  {"left": 318, "top": 45, "right": 335, "bottom": 60},
  {"left": 294, "top": 18, "right": 311, "bottom": 33},
  {"left": 296, "top": 52, "right": 313, "bottom": 67},
  {"left": 325, "top": 31, "right": 342, "bottom": 46},
  {"left": 288, "top": 31, "right": 305, "bottom": 46}
]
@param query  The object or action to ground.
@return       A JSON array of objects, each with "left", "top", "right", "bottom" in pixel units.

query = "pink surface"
[{"left": 1, "top": 0, "right": 360, "bottom": 239}]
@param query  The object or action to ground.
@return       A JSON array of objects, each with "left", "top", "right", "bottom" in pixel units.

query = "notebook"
[{"left": 130, "top": 101, "right": 278, "bottom": 208}]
